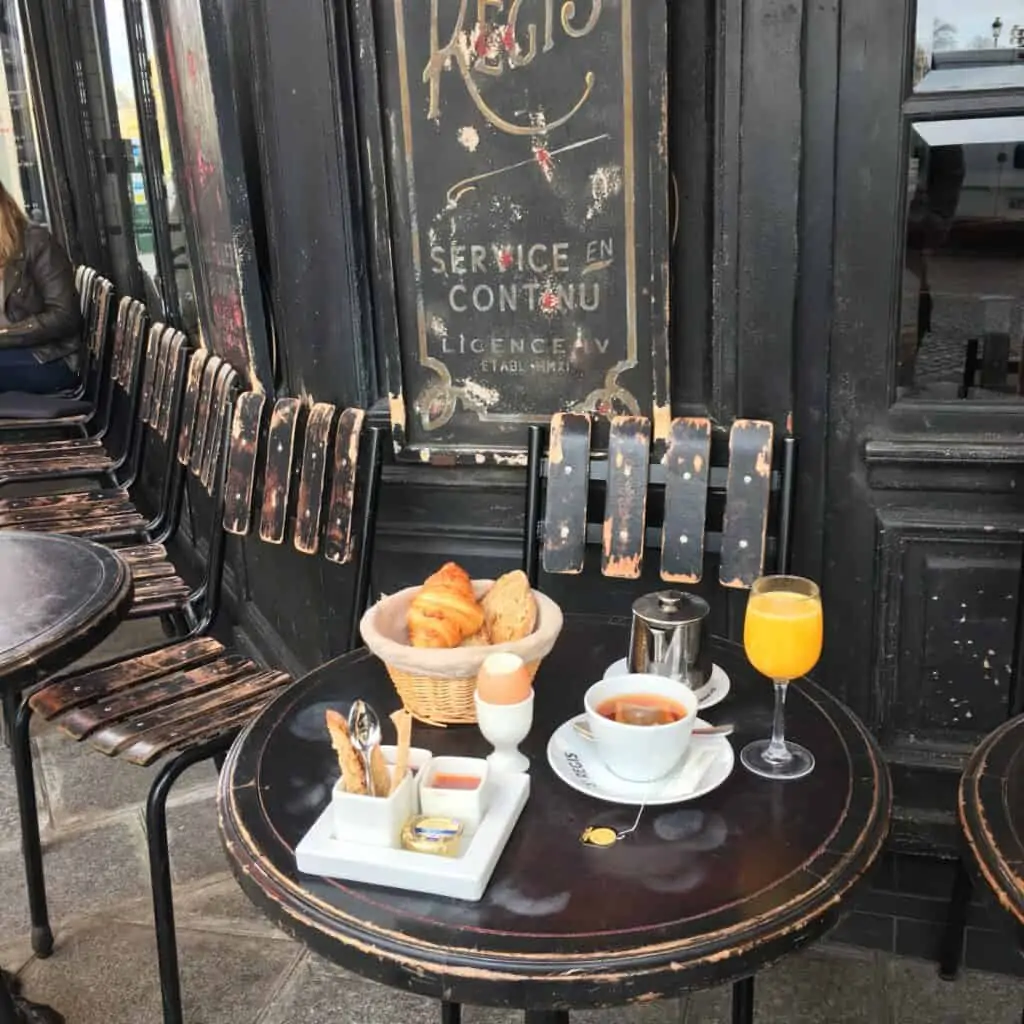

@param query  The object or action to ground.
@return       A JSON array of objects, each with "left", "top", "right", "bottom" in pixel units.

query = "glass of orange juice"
[{"left": 740, "top": 575, "right": 823, "bottom": 780}]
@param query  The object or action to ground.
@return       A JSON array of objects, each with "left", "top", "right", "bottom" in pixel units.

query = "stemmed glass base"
[{"left": 740, "top": 739, "right": 815, "bottom": 780}]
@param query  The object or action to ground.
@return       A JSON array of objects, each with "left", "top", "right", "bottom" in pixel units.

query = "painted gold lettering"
[
  {"left": 451, "top": 244, "right": 467, "bottom": 274},
  {"left": 430, "top": 246, "right": 447, "bottom": 274},
  {"left": 449, "top": 284, "right": 468, "bottom": 311},
  {"left": 471, "top": 337, "right": 486, "bottom": 353},
  {"left": 561, "top": 0, "right": 602, "bottom": 37},
  {"left": 470, "top": 245, "right": 487, "bottom": 272},
  {"left": 473, "top": 284, "right": 495, "bottom": 311},
  {"left": 424, "top": 0, "right": 594, "bottom": 135},
  {"left": 552, "top": 242, "right": 569, "bottom": 272},
  {"left": 531, "top": 338, "right": 546, "bottom": 354},
  {"left": 506, "top": 0, "right": 537, "bottom": 68}
]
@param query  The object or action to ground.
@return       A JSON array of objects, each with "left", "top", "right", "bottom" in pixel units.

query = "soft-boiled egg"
[{"left": 475, "top": 652, "right": 532, "bottom": 705}]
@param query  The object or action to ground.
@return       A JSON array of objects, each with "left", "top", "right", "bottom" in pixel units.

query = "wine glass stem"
[{"left": 765, "top": 680, "right": 792, "bottom": 764}]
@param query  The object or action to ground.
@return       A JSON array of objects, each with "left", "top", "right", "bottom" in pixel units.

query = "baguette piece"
[
  {"left": 482, "top": 570, "right": 537, "bottom": 643},
  {"left": 326, "top": 709, "right": 368, "bottom": 795}
]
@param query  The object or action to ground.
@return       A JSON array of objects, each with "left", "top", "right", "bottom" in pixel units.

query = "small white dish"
[
  {"left": 331, "top": 769, "right": 417, "bottom": 849},
  {"left": 419, "top": 756, "right": 490, "bottom": 832},
  {"left": 602, "top": 658, "right": 731, "bottom": 710},
  {"left": 546, "top": 714, "right": 734, "bottom": 806},
  {"left": 330, "top": 745, "right": 432, "bottom": 849},
  {"left": 297, "top": 772, "right": 531, "bottom": 902}
]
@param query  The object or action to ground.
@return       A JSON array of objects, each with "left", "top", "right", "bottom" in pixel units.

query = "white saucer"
[
  {"left": 602, "top": 659, "right": 731, "bottom": 711},
  {"left": 546, "top": 714, "right": 735, "bottom": 806}
]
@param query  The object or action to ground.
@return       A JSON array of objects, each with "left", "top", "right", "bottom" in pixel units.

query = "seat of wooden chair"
[{"left": 29, "top": 637, "right": 290, "bottom": 765}]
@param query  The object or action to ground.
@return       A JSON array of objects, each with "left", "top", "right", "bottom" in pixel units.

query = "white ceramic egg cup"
[{"left": 475, "top": 690, "right": 534, "bottom": 774}]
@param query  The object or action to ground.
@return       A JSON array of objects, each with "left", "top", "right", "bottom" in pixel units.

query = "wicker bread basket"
[{"left": 359, "top": 580, "right": 563, "bottom": 725}]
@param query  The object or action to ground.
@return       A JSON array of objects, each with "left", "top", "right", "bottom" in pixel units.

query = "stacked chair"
[{"left": 1, "top": 283, "right": 386, "bottom": 1024}]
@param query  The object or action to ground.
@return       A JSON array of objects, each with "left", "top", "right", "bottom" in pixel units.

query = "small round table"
[
  {"left": 959, "top": 713, "right": 1024, "bottom": 997},
  {"left": 0, "top": 531, "right": 133, "bottom": 958},
  {"left": 219, "top": 614, "right": 890, "bottom": 1022},
  {"left": 0, "top": 531, "right": 133, "bottom": 694}
]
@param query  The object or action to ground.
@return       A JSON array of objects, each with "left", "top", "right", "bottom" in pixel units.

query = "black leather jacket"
[{"left": 0, "top": 224, "right": 84, "bottom": 369}]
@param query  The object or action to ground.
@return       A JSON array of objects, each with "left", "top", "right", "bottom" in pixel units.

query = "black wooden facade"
[{"left": 14, "top": 0, "right": 1024, "bottom": 974}]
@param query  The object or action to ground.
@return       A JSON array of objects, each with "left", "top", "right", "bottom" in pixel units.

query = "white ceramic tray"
[{"left": 295, "top": 772, "right": 530, "bottom": 902}]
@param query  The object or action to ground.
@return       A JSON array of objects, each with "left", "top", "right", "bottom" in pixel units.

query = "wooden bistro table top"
[
  {"left": 219, "top": 613, "right": 891, "bottom": 1014},
  {"left": 959, "top": 713, "right": 1024, "bottom": 950},
  {"left": 0, "top": 531, "right": 132, "bottom": 690}
]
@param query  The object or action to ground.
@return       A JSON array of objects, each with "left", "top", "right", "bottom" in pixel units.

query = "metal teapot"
[{"left": 628, "top": 590, "right": 712, "bottom": 691}]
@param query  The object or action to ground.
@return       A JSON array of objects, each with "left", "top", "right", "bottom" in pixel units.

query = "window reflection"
[
  {"left": 0, "top": 0, "right": 48, "bottom": 224},
  {"left": 899, "top": 117, "right": 1024, "bottom": 400},
  {"left": 138, "top": 0, "right": 197, "bottom": 333},
  {"left": 915, "top": 2, "right": 1024, "bottom": 91}
]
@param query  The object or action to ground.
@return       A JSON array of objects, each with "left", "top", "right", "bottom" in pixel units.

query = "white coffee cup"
[{"left": 583, "top": 673, "right": 699, "bottom": 782}]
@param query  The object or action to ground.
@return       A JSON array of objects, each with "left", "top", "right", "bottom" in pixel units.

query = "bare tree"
[{"left": 932, "top": 18, "right": 958, "bottom": 51}]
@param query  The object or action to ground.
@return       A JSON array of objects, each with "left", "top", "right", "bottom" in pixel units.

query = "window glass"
[
  {"left": 139, "top": 0, "right": 197, "bottom": 333},
  {"left": 103, "top": 1, "right": 154, "bottom": 281},
  {"left": 898, "top": 117, "right": 1024, "bottom": 400},
  {"left": 915, "top": 2, "right": 1024, "bottom": 92},
  {"left": 0, "top": 0, "right": 49, "bottom": 223}
]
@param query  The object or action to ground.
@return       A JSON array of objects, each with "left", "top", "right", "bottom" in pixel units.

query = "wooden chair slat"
[
  {"left": 0, "top": 449, "right": 114, "bottom": 477},
  {"left": 156, "top": 334, "right": 187, "bottom": 441},
  {"left": 294, "top": 402, "right": 336, "bottom": 555},
  {"left": 259, "top": 397, "right": 302, "bottom": 545},
  {"left": 660, "top": 417, "right": 713, "bottom": 584},
  {"left": 200, "top": 365, "right": 239, "bottom": 491},
  {"left": 139, "top": 325, "right": 163, "bottom": 425},
  {"left": 110, "top": 297, "right": 131, "bottom": 385},
  {"left": 149, "top": 327, "right": 175, "bottom": 428},
  {"left": 5, "top": 513, "right": 147, "bottom": 537},
  {"left": 60, "top": 655, "right": 258, "bottom": 742},
  {"left": 719, "top": 419, "right": 775, "bottom": 589},
  {"left": 89, "top": 279, "right": 113, "bottom": 357},
  {"left": 177, "top": 350, "right": 209, "bottom": 465},
  {"left": 28, "top": 638, "right": 226, "bottom": 721},
  {"left": 223, "top": 392, "right": 266, "bottom": 536},
  {"left": 323, "top": 406, "right": 365, "bottom": 564},
  {"left": 0, "top": 488, "right": 128, "bottom": 516},
  {"left": 541, "top": 412, "right": 592, "bottom": 575},
  {"left": 0, "top": 437, "right": 104, "bottom": 457},
  {"left": 120, "top": 302, "right": 146, "bottom": 391},
  {"left": 117, "top": 678, "right": 291, "bottom": 766},
  {"left": 85, "top": 663, "right": 280, "bottom": 755},
  {"left": 601, "top": 416, "right": 651, "bottom": 579},
  {"left": 0, "top": 498, "right": 138, "bottom": 527},
  {"left": 188, "top": 356, "right": 224, "bottom": 473}
]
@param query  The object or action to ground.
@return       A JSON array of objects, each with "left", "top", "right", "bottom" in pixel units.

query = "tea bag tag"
[{"left": 580, "top": 801, "right": 647, "bottom": 847}]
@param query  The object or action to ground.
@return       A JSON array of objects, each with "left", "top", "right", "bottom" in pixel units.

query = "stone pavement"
[{"left": 0, "top": 624, "right": 1021, "bottom": 1023}]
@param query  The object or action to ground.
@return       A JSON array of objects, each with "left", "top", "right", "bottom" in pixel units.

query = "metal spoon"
[
  {"left": 348, "top": 700, "right": 382, "bottom": 797},
  {"left": 572, "top": 719, "right": 733, "bottom": 742}
]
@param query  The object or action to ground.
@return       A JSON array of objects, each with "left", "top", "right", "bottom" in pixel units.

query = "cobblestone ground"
[{"left": 0, "top": 623, "right": 1020, "bottom": 1023}]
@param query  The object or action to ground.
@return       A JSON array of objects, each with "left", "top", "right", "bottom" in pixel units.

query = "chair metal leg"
[
  {"left": 8, "top": 695, "right": 53, "bottom": 958},
  {"left": 146, "top": 736, "right": 231, "bottom": 1024},
  {"left": 939, "top": 859, "right": 972, "bottom": 980},
  {"left": 732, "top": 976, "right": 754, "bottom": 1024},
  {"left": 440, "top": 1001, "right": 461, "bottom": 1024}
]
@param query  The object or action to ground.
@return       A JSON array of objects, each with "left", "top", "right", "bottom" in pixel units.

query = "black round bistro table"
[
  {"left": 0, "top": 531, "right": 133, "bottom": 959},
  {"left": 219, "top": 614, "right": 891, "bottom": 1023},
  {"left": 959, "top": 714, "right": 1024, "bottom": 1003},
  {"left": 0, "top": 531, "right": 133, "bottom": 695}
]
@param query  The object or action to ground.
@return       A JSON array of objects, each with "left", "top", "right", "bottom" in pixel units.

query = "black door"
[{"left": 825, "top": 0, "right": 1024, "bottom": 855}]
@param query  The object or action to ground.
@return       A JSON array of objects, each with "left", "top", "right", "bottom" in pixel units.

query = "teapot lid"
[{"left": 631, "top": 590, "right": 710, "bottom": 627}]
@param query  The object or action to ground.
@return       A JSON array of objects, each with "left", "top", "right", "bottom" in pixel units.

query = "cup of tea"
[{"left": 583, "top": 674, "right": 699, "bottom": 782}]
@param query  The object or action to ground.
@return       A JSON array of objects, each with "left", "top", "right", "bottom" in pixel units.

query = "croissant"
[{"left": 407, "top": 563, "right": 484, "bottom": 648}]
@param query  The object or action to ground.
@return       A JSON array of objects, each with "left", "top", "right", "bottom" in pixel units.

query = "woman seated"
[{"left": 0, "top": 182, "right": 83, "bottom": 394}]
